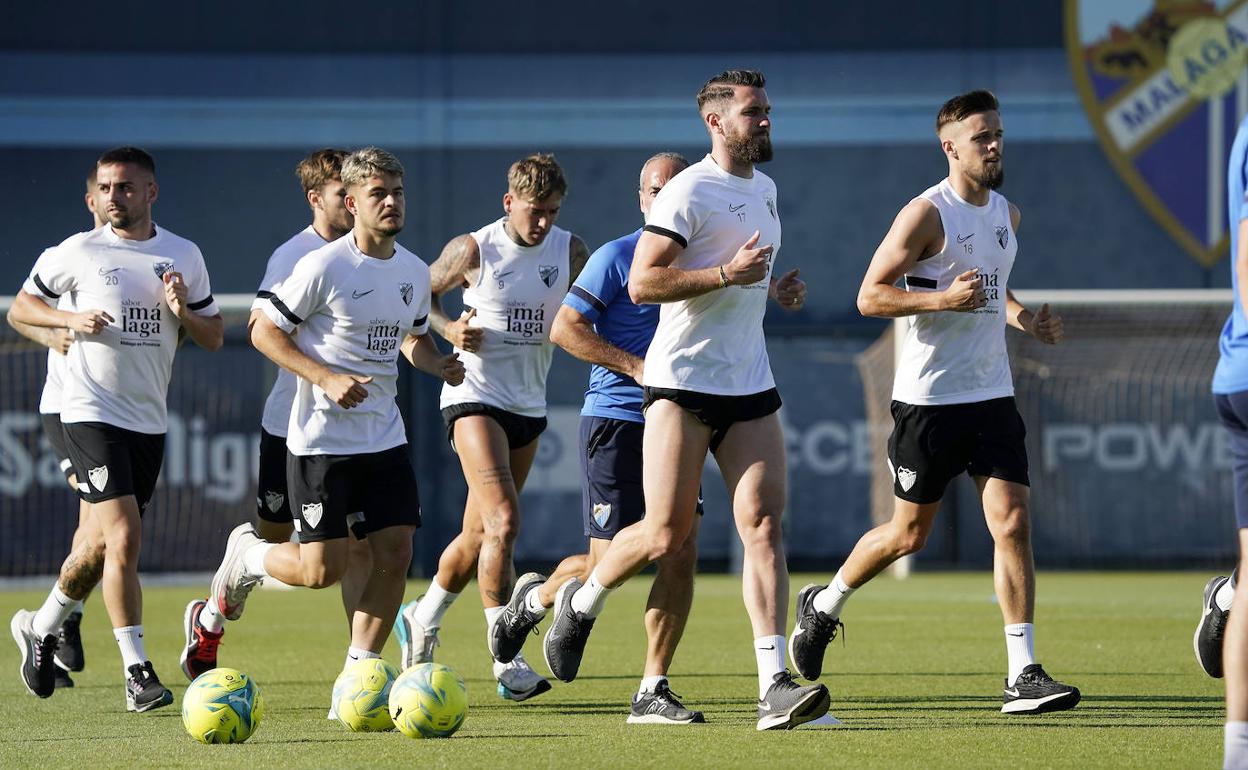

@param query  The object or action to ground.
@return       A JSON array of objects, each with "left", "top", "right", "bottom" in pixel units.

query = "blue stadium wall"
[{"left": 0, "top": 1, "right": 1233, "bottom": 574}]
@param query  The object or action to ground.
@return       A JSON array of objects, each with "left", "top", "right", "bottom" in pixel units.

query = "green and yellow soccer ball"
[
  {"left": 389, "top": 663, "right": 468, "bottom": 739},
  {"left": 182, "top": 667, "right": 264, "bottom": 744},
  {"left": 332, "top": 658, "right": 399, "bottom": 731}
]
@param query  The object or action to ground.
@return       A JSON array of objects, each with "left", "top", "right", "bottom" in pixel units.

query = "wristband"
[{"left": 718, "top": 265, "right": 730, "bottom": 288}]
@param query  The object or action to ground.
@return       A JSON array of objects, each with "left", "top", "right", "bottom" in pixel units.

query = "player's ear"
[
  {"left": 503, "top": 191, "right": 513, "bottom": 215},
  {"left": 148, "top": 180, "right": 159, "bottom": 205},
  {"left": 344, "top": 191, "right": 358, "bottom": 217}
]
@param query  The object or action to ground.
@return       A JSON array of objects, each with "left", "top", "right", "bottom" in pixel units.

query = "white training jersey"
[
  {"left": 31, "top": 245, "right": 78, "bottom": 415},
  {"left": 24, "top": 224, "right": 218, "bottom": 434},
  {"left": 439, "top": 218, "right": 571, "bottom": 417},
  {"left": 892, "top": 178, "right": 1018, "bottom": 406},
  {"left": 642, "top": 154, "right": 780, "bottom": 396},
  {"left": 261, "top": 233, "right": 431, "bottom": 456},
  {"left": 252, "top": 226, "right": 330, "bottom": 437}
]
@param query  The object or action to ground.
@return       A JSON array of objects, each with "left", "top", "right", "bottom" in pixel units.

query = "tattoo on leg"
[
  {"left": 476, "top": 466, "right": 513, "bottom": 487},
  {"left": 59, "top": 545, "right": 104, "bottom": 600}
]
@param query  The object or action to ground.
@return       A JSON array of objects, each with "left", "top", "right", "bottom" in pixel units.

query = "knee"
[
  {"left": 103, "top": 522, "right": 141, "bottom": 561},
  {"left": 886, "top": 521, "right": 931, "bottom": 558},
  {"left": 738, "top": 511, "right": 783, "bottom": 550},
  {"left": 484, "top": 503, "right": 521, "bottom": 545},
  {"left": 658, "top": 535, "right": 697, "bottom": 576},
  {"left": 646, "top": 522, "right": 692, "bottom": 562},
  {"left": 302, "top": 560, "right": 346, "bottom": 589},
  {"left": 370, "top": 538, "right": 412, "bottom": 576},
  {"left": 347, "top": 537, "right": 374, "bottom": 570},
  {"left": 990, "top": 501, "right": 1031, "bottom": 544}
]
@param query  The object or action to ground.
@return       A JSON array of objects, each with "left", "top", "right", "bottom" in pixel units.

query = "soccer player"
[
  {"left": 9, "top": 146, "right": 224, "bottom": 711},
  {"left": 540, "top": 70, "right": 826, "bottom": 731},
  {"left": 1209, "top": 113, "right": 1248, "bottom": 770},
  {"left": 787, "top": 90, "right": 1079, "bottom": 716},
  {"left": 393, "top": 153, "right": 588, "bottom": 701},
  {"left": 497, "top": 151, "right": 704, "bottom": 723},
  {"left": 212, "top": 147, "right": 463, "bottom": 681},
  {"left": 179, "top": 148, "right": 376, "bottom": 681},
  {"left": 5, "top": 168, "right": 108, "bottom": 689}
]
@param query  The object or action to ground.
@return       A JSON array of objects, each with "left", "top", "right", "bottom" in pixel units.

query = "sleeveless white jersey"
[
  {"left": 260, "top": 234, "right": 431, "bottom": 456},
  {"left": 642, "top": 155, "right": 780, "bottom": 395},
  {"left": 24, "top": 224, "right": 219, "bottom": 434},
  {"left": 892, "top": 179, "right": 1017, "bottom": 406},
  {"left": 439, "top": 218, "right": 571, "bottom": 417},
  {"left": 251, "top": 226, "right": 329, "bottom": 437}
]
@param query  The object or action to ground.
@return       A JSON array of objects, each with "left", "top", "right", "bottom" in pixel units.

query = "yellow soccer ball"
[
  {"left": 389, "top": 663, "right": 468, "bottom": 739},
  {"left": 182, "top": 667, "right": 264, "bottom": 744},
  {"left": 332, "top": 658, "right": 399, "bottom": 732}
]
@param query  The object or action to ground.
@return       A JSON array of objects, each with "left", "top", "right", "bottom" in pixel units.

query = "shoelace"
[
  {"left": 194, "top": 631, "right": 222, "bottom": 660},
  {"left": 653, "top": 683, "right": 686, "bottom": 707},
  {"left": 35, "top": 635, "right": 55, "bottom": 667},
  {"left": 806, "top": 611, "right": 845, "bottom": 647}
]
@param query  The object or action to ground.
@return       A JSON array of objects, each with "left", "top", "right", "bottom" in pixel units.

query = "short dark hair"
[
  {"left": 85, "top": 167, "right": 97, "bottom": 193},
  {"left": 296, "top": 148, "right": 349, "bottom": 193},
  {"left": 96, "top": 146, "right": 156, "bottom": 174},
  {"left": 936, "top": 90, "right": 999, "bottom": 134},
  {"left": 697, "top": 69, "right": 766, "bottom": 113}
]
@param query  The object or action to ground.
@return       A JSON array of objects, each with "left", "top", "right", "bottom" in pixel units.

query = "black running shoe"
[
  {"left": 1195, "top": 574, "right": 1231, "bottom": 678},
  {"left": 756, "top": 670, "right": 830, "bottom": 730},
  {"left": 490, "top": 572, "right": 547, "bottom": 664},
  {"left": 628, "top": 681, "right": 706, "bottom": 724},
  {"left": 53, "top": 668, "right": 75, "bottom": 689},
  {"left": 55, "top": 610, "right": 85, "bottom": 672},
  {"left": 10, "top": 609, "right": 56, "bottom": 698},
  {"left": 542, "top": 578, "right": 595, "bottom": 683},
  {"left": 1001, "top": 664, "right": 1080, "bottom": 714},
  {"left": 788, "top": 583, "right": 844, "bottom": 681},
  {"left": 126, "top": 662, "right": 174, "bottom": 713}
]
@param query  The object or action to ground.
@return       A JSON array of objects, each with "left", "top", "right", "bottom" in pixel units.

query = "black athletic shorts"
[
  {"left": 256, "top": 428, "right": 293, "bottom": 523},
  {"left": 580, "top": 415, "right": 702, "bottom": 539},
  {"left": 40, "top": 412, "right": 75, "bottom": 483},
  {"left": 642, "top": 386, "right": 782, "bottom": 453},
  {"left": 1214, "top": 391, "right": 1248, "bottom": 529},
  {"left": 887, "top": 397, "right": 1030, "bottom": 505},
  {"left": 442, "top": 402, "right": 547, "bottom": 451},
  {"left": 286, "top": 444, "right": 421, "bottom": 543},
  {"left": 63, "top": 421, "right": 165, "bottom": 512}
]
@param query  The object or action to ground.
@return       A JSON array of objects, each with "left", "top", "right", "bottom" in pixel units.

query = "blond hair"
[
  {"left": 340, "top": 147, "right": 405, "bottom": 188},
  {"left": 507, "top": 153, "right": 568, "bottom": 200}
]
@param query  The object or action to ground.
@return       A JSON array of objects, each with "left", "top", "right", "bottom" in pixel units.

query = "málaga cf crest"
[{"left": 1065, "top": 0, "right": 1248, "bottom": 266}]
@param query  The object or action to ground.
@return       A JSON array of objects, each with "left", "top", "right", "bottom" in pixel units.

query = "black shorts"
[
  {"left": 40, "top": 412, "right": 75, "bottom": 483},
  {"left": 286, "top": 444, "right": 421, "bottom": 543},
  {"left": 580, "top": 415, "right": 702, "bottom": 539},
  {"left": 63, "top": 421, "right": 165, "bottom": 512},
  {"left": 1215, "top": 392, "right": 1248, "bottom": 529},
  {"left": 887, "top": 397, "right": 1030, "bottom": 505},
  {"left": 256, "top": 428, "right": 292, "bottom": 523},
  {"left": 642, "top": 386, "right": 782, "bottom": 453},
  {"left": 442, "top": 402, "right": 547, "bottom": 451}
]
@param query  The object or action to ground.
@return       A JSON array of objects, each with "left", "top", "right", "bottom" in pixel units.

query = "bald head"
[{"left": 638, "top": 152, "right": 689, "bottom": 218}]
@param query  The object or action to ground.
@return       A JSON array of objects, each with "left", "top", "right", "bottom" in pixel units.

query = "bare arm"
[
  {"left": 7, "top": 307, "right": 72, "bottom": 354},
  {"left": 400, "top": 333, "right": 465, "bottom": 385},
  {"left": 426, "top": 234, "right": 484, "bottom": 350},
  {"left": 549, "top": 304, "right": 644, "bottom": 382},
  {"left": 568, "top": 236, "right": 591, "bottom": 284},
  {"left": 250, "top": 313, "right": 372, "bottom": 408},
  {"left": 628, "top": 230, "right": 772, "bottom": 304},
  {"left": 9, "top": 289, "right": 112, "bottom": 335},
  {"left": 162, "top": 272, "right": 223, "bottom": 351},
  {"left": 856, "top": 199, "right": 984, "bottom": 318},
  {"left": 1003, "top": 205, "right": 1062, "bottom": 344}
]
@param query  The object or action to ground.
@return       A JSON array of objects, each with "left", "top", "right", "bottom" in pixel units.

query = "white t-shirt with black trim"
[
  {"left": 30, "top": 245, "right": 78, "bottom": 415},
  {"left": 260, "top": 233, "right": 431, "bottom": 456},
  {"left": 251, "top": 226, "right": 329, "bottom": 437},
  {"left": 642, "top": 154, "right": 781, "bottom": 396},
  {"left": 23, "top": 224, "right": 218, "bottom": 434}
]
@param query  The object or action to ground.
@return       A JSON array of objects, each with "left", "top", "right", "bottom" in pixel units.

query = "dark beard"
[
  {"left": 726, "top": 131, "right": 773, "bottom": 164},
  {"left": 107, "top": 210, "right": 133, "bottom": 229},
  {"left": 973, "top": 163, "right": 1004, "bottom": 190}
]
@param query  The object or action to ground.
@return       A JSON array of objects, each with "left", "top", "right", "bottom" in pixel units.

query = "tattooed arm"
[
  {"left": 428, "top": 234, "right": 484, "bottom": 352},
  {"left": 568, "top": 235, "right": 590, "bottom": 284}
]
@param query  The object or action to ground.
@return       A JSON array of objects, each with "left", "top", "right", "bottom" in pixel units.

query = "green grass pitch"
[{"left": 0, "top": 572, "right": 1224, "bottom": 768}]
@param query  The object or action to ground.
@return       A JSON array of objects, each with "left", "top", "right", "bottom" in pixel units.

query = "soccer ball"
[
  {"left": 332, "top": 658, "right": 399, "bottom": 732},
  {"left": 389, "top": 663, "right": 468, "bottom": 739},
  {"left": 182, "top": 667, "right": 264, "bottom": 744}
]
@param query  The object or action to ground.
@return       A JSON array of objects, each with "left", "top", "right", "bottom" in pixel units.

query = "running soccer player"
[
  {"left": 9, "top": 146, "right": 224, "bottom": 711},
  {"left": 787, "top": 90, "right": 1079, "bottom": 716},
  {"left": 212, "top": 147, "right": 463, "bottom": 681},
  {"left": 5, "top": 168, "right": 108, "bottom": 689},
  {"left": 179, "top": 148, "right": 375, "bottom": 681},
  {"left": 540, "top": 70, "right": 826, "bottom": 731},
  {"left": 393, "top": 153, "right": 588, "bottom": 701},
  {"left": 495, "top": 151, "right": 704, "bottom": 723}
]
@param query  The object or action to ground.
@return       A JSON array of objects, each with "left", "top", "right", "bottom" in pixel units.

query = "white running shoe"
[
  {"left": 209, "top": 523, "right": 264, "bottom": 621},
  {"left": 494, "top": 652, "right": 552, "bottom": 702}
]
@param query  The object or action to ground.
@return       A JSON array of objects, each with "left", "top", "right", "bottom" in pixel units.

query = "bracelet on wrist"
[{"left": 718, "top": 265, "right": 730, "bottom": 288}]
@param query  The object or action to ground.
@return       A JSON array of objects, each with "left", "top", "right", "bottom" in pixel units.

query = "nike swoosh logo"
[
  {"left": 493, "top": 270, "right": 514, "bottom": 279},
  {"left": 729, "top": 203, "right": 747, "bottom": 212},
  {"left": 758, "top": 645, "right": 775, "bottom": 650},
  {"left": 352, "top": 289, "right": 374, "bottom": 299},
  {"left": 98, "top": 267, "right": 121, "bottom": 275},
  {"left": 957, "top": 233, "right": 974, "bottom": 243},
  {"left": 1004, "top": 688, "right": 1019, "bottom": 697},
  {"left": 1006, "top": 632, "right": 1024, "bottom": 637}
]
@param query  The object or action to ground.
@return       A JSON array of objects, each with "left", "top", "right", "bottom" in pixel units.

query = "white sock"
[
  {"left": 1005, "top": 623, "right": 1037, "bottom": 686},
  {"left": 114, "top": 625, "right": 148, "bottom": 672},
  {"left": 198, "top": 597, "right": 226, "bottom": 634},
  {"left": 569, "top": 571, "right": 613, "bottom": 618},
  {"left": 639, "top": 675, "right": 667, "bottom": 695},
  {"left": 755, "top": 635, "right": 786, "bottom": 700},
  {"left": 344, "top": 647, "right": 379, "bottom": 670},
  {"left": 241, "top": 542, "right": 275, "bottom": 578},
  {"left": 413, "top": 580, "right": 458, "bottom": 629},
  {"left": 812, "top": 570, "right": 855, "bottom": 619},
  {"left": 1227, "top": 722, "right": 1248, "bottom": 770},
  {"left": 525, "top": 586, "right": 549, "bottom": 618},
  {"left": 1218, "top": 578, "right": 1237, "bottom": 612},
  {"left": 484, "top": 606, "right": 504, "bottom": 635},
  {"left": 32, "top": 584, "right": 77, "bottom": 638},
  {"left": 69, "top": 600, "right": 84, "bottom": 615}
]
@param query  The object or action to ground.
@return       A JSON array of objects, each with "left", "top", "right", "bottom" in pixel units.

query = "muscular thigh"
[
  {"left": 453, "top": 415, "right": 520, "bottom": 508},
  {"left": 713, "top": 411, "right": 787, "bottom": 517},
  {"left": 641, "top": 400, "right": 710, "bottom": 530}
]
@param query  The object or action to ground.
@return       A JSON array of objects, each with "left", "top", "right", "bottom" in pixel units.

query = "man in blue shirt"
[
  {"left": 491, "top": 152, "right": 704, "bottom": 724},
  {"left": 1210, "top": 115, "right": 1248, "bottom": 770}
]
